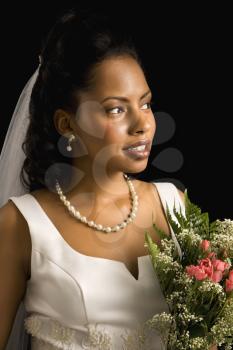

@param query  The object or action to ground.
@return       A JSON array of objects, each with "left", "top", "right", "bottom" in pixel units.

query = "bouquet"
[{"left": 144, "top": 191, "right": 233, "bottom": 350}]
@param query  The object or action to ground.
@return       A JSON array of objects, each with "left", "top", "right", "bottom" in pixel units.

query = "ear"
[{"left": 53, "top": 109, "right": 73, "bottom": 136}]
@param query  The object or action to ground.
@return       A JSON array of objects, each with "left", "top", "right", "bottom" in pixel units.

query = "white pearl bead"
[
  {"left": 87, "top": 221, "right": 95, "bottom": 227},
  {"left": 55, "top": 173, "right": 139, "bottom": 234}
]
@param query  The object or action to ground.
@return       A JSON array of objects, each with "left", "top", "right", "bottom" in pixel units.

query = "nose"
[{"left": 129, "top": 109, "right": 154, "bottom": 135}]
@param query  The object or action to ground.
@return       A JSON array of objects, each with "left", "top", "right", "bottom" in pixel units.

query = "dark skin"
[
  {"left": 0, "top": 55, "right": 216, "bottom": 349},
  {"left": 26, "top": 55, "right": 187, "bottom": 282},
  {"left": 28, "top": 55, "right": 185, "bottom": 281},
  {"left": 33, "top": 57, "right": 217, "bottom": 348},
  {"left": 53, "top": 56, "right": 156, "bottom": 206}
]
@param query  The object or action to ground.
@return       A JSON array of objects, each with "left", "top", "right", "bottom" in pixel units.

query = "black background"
[{"left": 0, "top": 2, "right": 232, "bottom": 221}]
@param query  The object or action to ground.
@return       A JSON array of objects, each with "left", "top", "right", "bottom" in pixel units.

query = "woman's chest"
[{"left": 29, "top": 182, "right": 171, "bottom": 280}]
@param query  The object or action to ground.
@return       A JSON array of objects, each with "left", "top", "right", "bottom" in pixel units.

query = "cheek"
[
  {"left": 104, "top": 123, "right": 127, "bottom": 146},
  {"left": 75, "top": 101, "right": 108, "bottom": 140},
  {"left": 149, "top": 112, "right": 156, "bottom": 134}
]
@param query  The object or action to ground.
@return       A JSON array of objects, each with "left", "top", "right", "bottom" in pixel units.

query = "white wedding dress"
[{"left": 7, "top": 181, "right": 185, "bottom": 350}]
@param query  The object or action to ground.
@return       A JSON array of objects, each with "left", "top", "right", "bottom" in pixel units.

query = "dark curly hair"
[{"left": 20, "top": 8, "right": 144, "bottom": 193}]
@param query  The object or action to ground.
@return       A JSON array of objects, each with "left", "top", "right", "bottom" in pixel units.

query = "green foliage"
[
  {"left": 144, "top": 231, "right": 160, "bottom": 266},
  {"left": 144, "top": 189, "right": 233, "bottom": 349},
  {"left": 162, "top": 189, "right": 210, "bottom": 240},
  {"left": 152, "top": 222, "right": 168, "bottom": 240}
]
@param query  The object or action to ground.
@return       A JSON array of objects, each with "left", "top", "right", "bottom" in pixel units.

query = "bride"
[{"left": 1, "top": 8, "right": 216, "bottom": 350}]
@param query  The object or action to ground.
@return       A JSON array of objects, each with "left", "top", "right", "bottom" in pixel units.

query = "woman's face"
[{"left": 71, "top": 55, "right": 156, "bottom": 176}]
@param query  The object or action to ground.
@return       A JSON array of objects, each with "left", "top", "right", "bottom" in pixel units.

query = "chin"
[{"left": 123, "top": 162, "right": 148, "bottom": 175}]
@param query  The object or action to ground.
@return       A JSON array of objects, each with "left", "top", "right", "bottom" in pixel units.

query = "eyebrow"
[{"left": 100, "top": 90, "right": 152, "bottom": 103}]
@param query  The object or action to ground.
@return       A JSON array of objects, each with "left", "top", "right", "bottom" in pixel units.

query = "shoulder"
[
  {"left": 136, "top": 179, "right": 185, "bottom": 204},
  {"left": 0, "top": 200, "right": 31, "bottom": 279},
  {"left": 0, "top": 201, "right": 26, "bottom": 252},
  {"left": 30, "top": 188, "right": 58, "bottom": 204},
  {"left": 0, "top": 199, "right": 25, "bottom": 228}
]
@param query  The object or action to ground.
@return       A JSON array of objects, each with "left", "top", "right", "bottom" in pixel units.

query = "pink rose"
[
  {"left": 228, "top": 270, "right": 233, "bottom": 281},
  {"left": 186, "top": 265, "right": 207, "bottom": 280},
  {"left": 226, "top": 278, "right": 233, "bottom": 292},
  {"left": 199, "top": 258, "right": 213, "bottom": 278},
  {"left": 212, "top": 259, "right": 230, "bottom": 272},
  {"left": 200, "top": 240, "right": 210, "bottom": 251},
  {"left": 211, "top": 270, "right": 223, "bottom": 283},
  {"left": 186, "top": 265, "right": 197, "bottom": 277},
  {"left": 195, "top": 268, "right": 208, "bottom": 281},
  {"left": 199, "top": 258, "right": 212, "bottom": 269},
  {"left": 186, "top": 258, "right": 231, "bottom": 284}
]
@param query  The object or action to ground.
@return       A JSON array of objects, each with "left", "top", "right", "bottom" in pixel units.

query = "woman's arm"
[{"left": 0, "top": 202, "right": 29, "bottom": 349}]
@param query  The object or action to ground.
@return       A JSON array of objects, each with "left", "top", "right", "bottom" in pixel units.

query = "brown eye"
[
  {"left": 141, "top": 101, "right": 154, "bottom": 110},
  {"left": 107, "top": 106, "right": 125, "bottom": 115}
]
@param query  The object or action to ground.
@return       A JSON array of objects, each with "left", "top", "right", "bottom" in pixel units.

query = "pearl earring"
[{"left": 66, "top": 134, "right": 75, "bottom": 152}]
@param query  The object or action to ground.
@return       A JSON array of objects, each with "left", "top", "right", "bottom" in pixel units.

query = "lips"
[{"left": 123, "top": 139, "right": 151, "bottom": 151}]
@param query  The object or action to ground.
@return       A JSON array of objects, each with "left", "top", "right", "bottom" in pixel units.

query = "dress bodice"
[{"left": 7, "top": 181, "right": 185, "bottom": 350}]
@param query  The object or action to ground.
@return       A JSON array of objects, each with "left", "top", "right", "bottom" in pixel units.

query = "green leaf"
[
  {"left": 198, "top": 212, "right": 210, "bottom": 238},
  {"left": 152, "top": 222, "right": 169, "bottom": 240},
  {"left": 165, "top": 202, "right": 182, "bottom": 235},
  {"left": 182, "top": 191, "right": 211, "bottom": 238},
  {"left": 209, "top": 220, "right": 218, "bottom": 239},
  {"left": 185, "top": 190, "right": 202, "bottom": 224},
  {"left": 144, "top": 231, "right": 160, "bottom": 263},
  {"left": 173, "top": 205, "right": 187, "bottom": 229}
]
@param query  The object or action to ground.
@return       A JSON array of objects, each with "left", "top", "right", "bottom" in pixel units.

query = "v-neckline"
[{"left": 27, "top": 193, "right": 150, "bottom": 281}]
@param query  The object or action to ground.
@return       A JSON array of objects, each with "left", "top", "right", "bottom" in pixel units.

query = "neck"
[{"left": 63, "top": 160, "right": 132, "bottom": 206}]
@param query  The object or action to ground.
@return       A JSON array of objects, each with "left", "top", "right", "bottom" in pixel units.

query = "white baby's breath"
[{"left": 144, "top": 198, "right": 233, "bottom": 349}]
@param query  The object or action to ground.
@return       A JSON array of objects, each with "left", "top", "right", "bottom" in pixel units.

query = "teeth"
[{"left": 128, "top": 145, "right": 146, "bottom": 151}]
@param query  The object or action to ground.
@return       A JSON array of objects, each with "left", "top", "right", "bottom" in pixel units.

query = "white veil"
[{"left": 0, "top": 66, "right": 40, "bottom": 349}]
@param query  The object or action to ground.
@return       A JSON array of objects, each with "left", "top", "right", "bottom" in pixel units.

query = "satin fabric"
[{"left": 7, "top": 182, "right": 185, "bottom": 350}]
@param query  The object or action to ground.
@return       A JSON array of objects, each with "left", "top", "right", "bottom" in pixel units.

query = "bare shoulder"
[
  {"left": 130, "top": 178, "right": 148, "bottom": 192},
  {"left": 132, "top": 179, "right": 163, "bottom": 213},
  {"left": 136, "top": 179, "right": 185, "bottom": 204},
  {"left": 0, "top": 199, "right": 25, "bottom": 228},
  {"left": 30, "top": 188, "right": 58, "bottom": 205},
  {"left": 30, "top": 188, "right": 49, "bottom": 200},
  {"left": 0, "top": 200, "right": 31, "bottom": 279}
]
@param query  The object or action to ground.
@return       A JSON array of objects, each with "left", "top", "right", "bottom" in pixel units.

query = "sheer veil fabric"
[
  {"left": 0, "top": 68, "right": 40, "bottom": 349},
  {"left": 0, "top": 68, "right": 39, "bottom": 208}
]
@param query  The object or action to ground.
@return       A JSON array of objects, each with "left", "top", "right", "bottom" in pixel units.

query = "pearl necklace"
[{"left": 55, "top": 174, "right": 138, "bottom": 233}]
